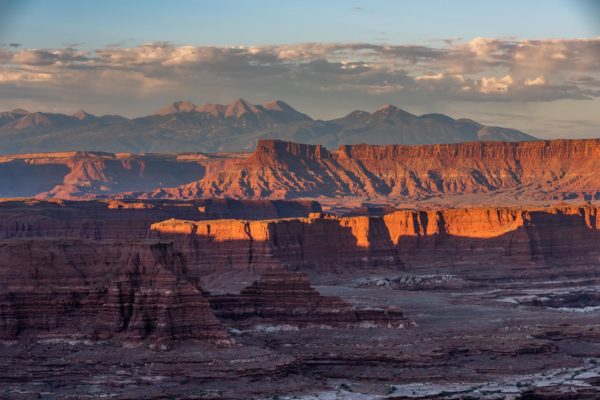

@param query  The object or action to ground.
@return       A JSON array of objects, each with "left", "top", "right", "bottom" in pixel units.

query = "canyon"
[
  {"left": 1, "top": 138, "right": 599, "bottom": 206},
  {"left": 1, "top": 198, "right": 600, "bottom": 398}
]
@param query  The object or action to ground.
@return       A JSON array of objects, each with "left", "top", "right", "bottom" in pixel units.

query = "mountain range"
[{"left": 0, "top": 99, "right": 537, "bottom": 153}]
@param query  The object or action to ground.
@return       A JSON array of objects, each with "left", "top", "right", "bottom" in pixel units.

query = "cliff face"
[
  {"left": 151, "top": 205, "right": 600, "bottom": 277},
  {"left": 383, "top": 206, "right": 600, "bottom": 265},
  {"left": 3, "top": 139, "right": 600, "bottom": 203},
  {"left": 150, "top": 213, "right": 401, "bottom": 274},
  {"left": 146, "top": 139, "right": 600, "bottom": 202},
  {"left": 0, "top": 198, "right": 321, "bottom": 240},
  {"left": 0, "top": 239, "right": 230, "bottom": 343}
]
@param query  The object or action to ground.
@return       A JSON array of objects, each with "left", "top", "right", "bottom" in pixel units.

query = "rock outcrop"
[
  {"left": 150, "top": 213, "right": 401, "bottom": 274},
  {"left": 156, "top": 139, "right": 600, "bottom": 202},
  {"left": 0, "top": 238, "right": 230, "bottom": 343},
  {"left": 384, "top": 205, "right": 600, "bottom": 266},
  {"left": 0, "top": 198, "right": 321, "bottom": 239},
  {"left": 151, "top": 205, "right": 600, "bottom": 277},
  {"left": 3, "top": 139, "right": 600, "bottom": 204},
  {"left": 208, "top": 271, "right": 409, "bottom": 329}
]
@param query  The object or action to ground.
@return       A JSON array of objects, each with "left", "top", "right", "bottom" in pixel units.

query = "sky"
[{"left": 1, "top": 0, "right": 600, "bottom": 139}]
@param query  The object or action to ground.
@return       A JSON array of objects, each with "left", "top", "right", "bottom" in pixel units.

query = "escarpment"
[
  {"left": 151, "top": 205, "right": 600, "bottom": 276},
  {"left": 384, "top": 205, "right": 600, "bottom": 265},
  {"left": 144, "top": 139, "right": 600, "bottom": 202},
  {"left": 0, "top": 198, "right": 321, "bottom": 239},
  {"left": 150, "top": 212, "right": 402, "bottom": 273},
  {"left": 2, "top": 139, "right": 600, "bottom": 203}
]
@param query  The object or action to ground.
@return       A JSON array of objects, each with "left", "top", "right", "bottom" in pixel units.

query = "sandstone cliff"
[
  {"left": 0, "top": 238, "right": 230, "bottom": 343},
  {"left": 3, "top": 139, "right": 600, "bottom": 203},
  {"left": 144, "top": 139, "right": 600, "bottom": 202},
  {"left": 0, "top": 198, "right": 321, "bottom": 240},
  {"left": 150, "top": 212, "right": 401, "bottom": 274}
]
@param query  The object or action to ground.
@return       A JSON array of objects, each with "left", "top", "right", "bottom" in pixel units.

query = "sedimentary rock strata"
[
  {"left": 0, "top": 198, "right": 321, "bottom": 239},
  {"left": 2, "top": 139, "right": 600, "bottom": 204},
  {"left": 0, "top": 238, "right": 229, "bottom": 343},
  {"left": 209, "top": 271, "right": 409, "bottom": 329},
  {"left": 150, "top": 212, "right": 401, "bottom": 273},
  {"left": 145, "top": 139, "right": 600, "bottom": 202}
]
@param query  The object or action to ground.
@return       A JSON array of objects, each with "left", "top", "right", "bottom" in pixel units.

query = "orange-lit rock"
[{"left": 150, "top": 213, "right": 401, "bottom": 273}]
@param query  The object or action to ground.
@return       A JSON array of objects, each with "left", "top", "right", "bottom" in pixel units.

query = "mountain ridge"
[{"left": 0, "top": 99, "right": 538, "bottom": 154}]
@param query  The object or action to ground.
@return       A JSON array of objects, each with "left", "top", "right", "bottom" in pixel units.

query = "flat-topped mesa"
[
  {"left": 0, "top": 199, "right": 322, "bottom": 240},
  {"left": 250, "top": 139, "right": 330, "bottom": 164},
  {"left": 334, "top": 139, "right": 600, "bottom": 160},
  {"left": 384, "top": 205, "right": 600, "bottom": 266},
  {"left": 208, "top": 271, "right": 410, "bottom": 330},
  {"left": 150, "top": 214, "right": 401, "bottom": 274}
]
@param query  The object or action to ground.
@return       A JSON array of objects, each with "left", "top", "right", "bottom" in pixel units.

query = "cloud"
[{"left": 1, "top": 37, "right": 600, "bottom": 118}]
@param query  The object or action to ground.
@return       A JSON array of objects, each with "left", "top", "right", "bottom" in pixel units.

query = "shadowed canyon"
[{"left": 1, "top": 195, "right": 600, "bottom": 398}]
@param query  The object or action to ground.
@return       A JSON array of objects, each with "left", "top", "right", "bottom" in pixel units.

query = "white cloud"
[{"left": 524, "top": 76, "right": 546, "bottom": 86}]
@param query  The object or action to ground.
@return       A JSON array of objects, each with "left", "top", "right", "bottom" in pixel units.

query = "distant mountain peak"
[
  {"left": 10, "top": 108, "right": 30, "bottom": 115},
  {"left": 72, "top": 110, "right": 96, "bottom": 120},
  {"left": 262, "top": 100, "right": 290, "bottom": 111},
  {"left": 155, "top": 101, "right": 198, "bottom": 115},
  {"left": 224, "top": 98, "right": 261, "bottom": 118},
  {"left": 196, "top": 102, "right": 226, "bottom": 116}
]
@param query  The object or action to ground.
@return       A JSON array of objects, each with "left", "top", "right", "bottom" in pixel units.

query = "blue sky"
[
  {"left": 1, "top": 0, "right": 599, "bottom": 48},
  {"left": 1, "top": 1, "right": 599, "bottom": 139}
]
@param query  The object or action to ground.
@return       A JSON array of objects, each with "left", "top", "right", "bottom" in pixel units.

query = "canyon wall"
[
  {"left": 151, "top": 205, "right": 600, "bottom": 277},
  {"left": 0, "top": 198, "right": 321, "bottom": 239},
  {"left": 2, "top": 139, "right": 600, "bottom": 203},
  {"left": 151, "top": 213, "right": 401, "bottom": 274},
  {"left": 148, "top": 139, "right": 600, "bottom": 202},
  {"left": 0, "top": 238, "right": 230, "bottom": 343}
]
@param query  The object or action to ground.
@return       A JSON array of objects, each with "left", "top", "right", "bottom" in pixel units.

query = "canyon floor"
[{"left": 1, "top": 198, "right": 599, "bottom": 399}]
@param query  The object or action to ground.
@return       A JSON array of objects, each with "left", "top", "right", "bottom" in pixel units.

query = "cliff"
[
  {"left": 0, "top": 239, "right": 230, "bottom": 343},
  {"left": 3, "top": 139, "right": 600, "bottom": 203},
  {"left": 384, "top": 205, "right": 600, "bottom": 266},
  {"left": 150, "top": 212, "right": 402, "bottom": 274},
  {"left": 151, "top": 205, "right": 600, "bottom": 277},
  {"left": 0, "top": 198, "right": 321, "bottom": 240},
  {"left": 147, "top": 139, "right": 600, "bottom": 202}
]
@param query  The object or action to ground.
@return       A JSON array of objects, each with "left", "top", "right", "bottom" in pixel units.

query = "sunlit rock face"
[
  {"left": 151, "top": 139, "right": 600, "bottom": 202},
  {"left": 384, "top": 205, "right": 600, "bottom": 266},
  {"left": 2, "top": 139, "right": 600, "bottom": 204},
  {"left": 150, "top": 213, "right": 402, "bottom": 273}
]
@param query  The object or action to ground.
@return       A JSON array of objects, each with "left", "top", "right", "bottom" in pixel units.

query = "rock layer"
[
  {"left": 150, "top": 213, "right": 401, "bottom": 274},
  {"left": 208, "top": 271, "right": 409, "bottom": 329},
  {"left": 2, "top": 139, "right": 600, "bottom": 203},
  {"left": 0, "top": 238, "right": 229, "bottom": 343},
  {"left": 0, "top": 198, "right": 321, "bottom": 239},
  {"left": 158, "top": 139, "right": 600, "bottom": 202}
]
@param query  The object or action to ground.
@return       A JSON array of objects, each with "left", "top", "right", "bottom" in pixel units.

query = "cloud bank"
[{"left": 1, "top": 37, "right": 599, "bottom": 137}]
